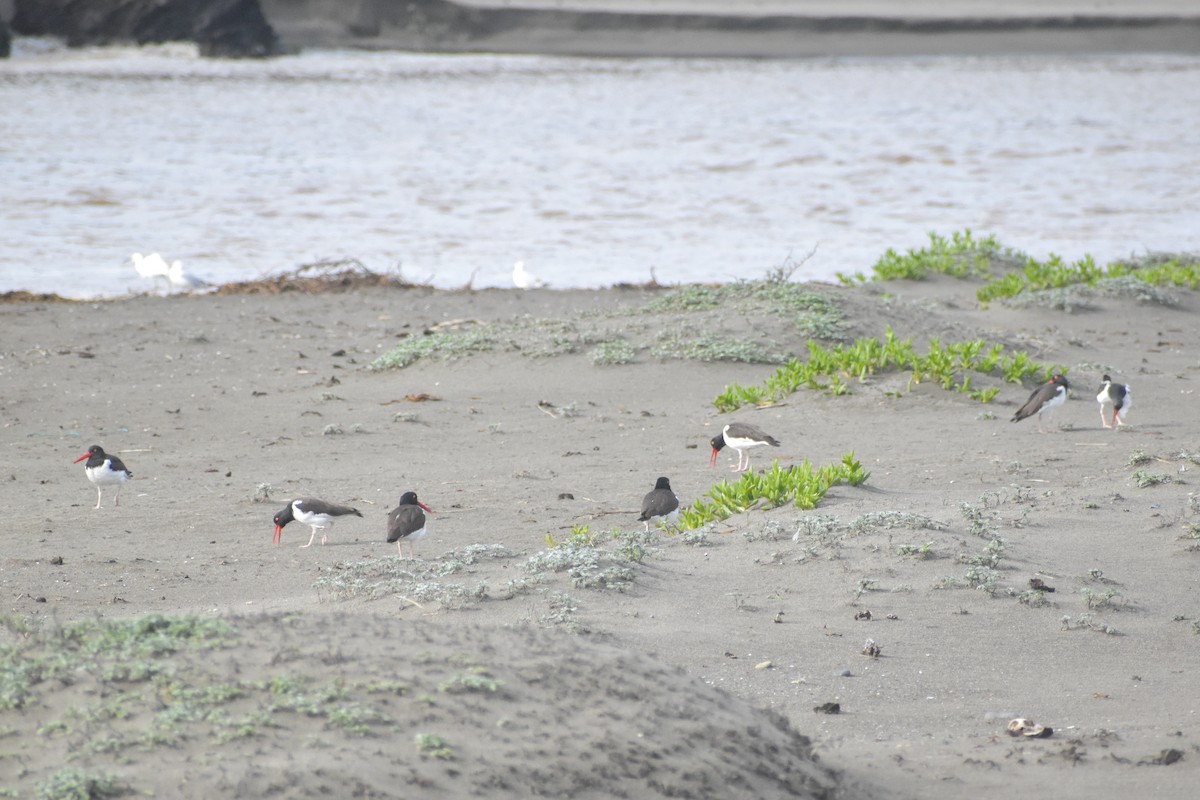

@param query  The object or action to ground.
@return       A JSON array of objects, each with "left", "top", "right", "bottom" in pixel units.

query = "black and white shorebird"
[
  {"left": 709, "top": 422, "right": 781, "bottom": 472},
  {"left": 638, "top": 476, "right": 680, "bottom": 532},
  {"left": 73, "top": 444, "right": 132, "bottom": 509},
  {"left": 272, "top": 498, "right": 363, "bottom": 548},
  {"left": 1011, "top": 374, "right": 1070, "bottom": 433},
  {"left": 386, "top": 491, "right": 434, "bottom": 558},
  {"left": 1096, "top": 374, "right": 1132, "bottom": 429}
]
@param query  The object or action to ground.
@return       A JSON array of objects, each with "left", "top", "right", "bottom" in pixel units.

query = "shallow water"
[{"left": 2, "top": 39, "right": 1198, "bottom": 297}]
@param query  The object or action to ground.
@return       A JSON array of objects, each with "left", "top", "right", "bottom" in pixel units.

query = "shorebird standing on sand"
[
  {"left": 1011, "top": 374, "right": 1070, "bottom": 433},
  {"left": 130, "top": 252, "right": 171, "bottom": 292},
  {"left": 273, "top": 499, "right": 363, "bottom": 548},
  {"left": 1096, "top": 374, "right": 1131, "bottom": 428},
  {"left": 74, "top": 444, "right": 132, "bottom": 509},
  {"left": 512, "top": 261, "right": 547, "bottom": 289},
  {"left": 638, "top": 476, "right": 680, "bottom": 532},
  {"left": 709, "top": 423, "right": 781, "bottom": 473},
  {"left": 166, "top": 260, "right": 212, "bottom": 292},
  {"left": 386, "top": 491, "right": 434, "bottom": 558}
]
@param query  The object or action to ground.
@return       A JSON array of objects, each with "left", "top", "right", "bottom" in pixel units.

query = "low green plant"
[
  {"left": 841, "top": 231, "right": 1199, "bottom": 307},
  {"left": 897, "top": 542, "right": 936, "bottom": 559},
  {"left": 590, "top": 340, "right": 636, "bottom": 365},
  {"left": 1081, "top": 587, "right": 1124, "bottom": 611},
  {"left": 36, "top": 768, "right": 124, "bottom": 800},
  {"left": 1131, "top": 470, "right": 1171, "bottom": 488},
  {"left": 959, "top": 502, "right": 999, "bottom": 539},
  {"left": 976, "top": 251, "right": 1200, "bottom": 305},
  {"left": 651, "top": 332, "right": 786, "bottom": 364},
  {"left": 850, "top": 511, "right": 946, "bottom": 533},
  {"left": 369, "top": 330, "right": 495, "bottom": 370},
  {"left": 838, "top": 230, "right": 1003, "bottom": 284},
  {"left": 437, "top": 671, "right": 503, "bottom": 694},
  {"left": 677, "top": 454, "right": 867, "bottom": 530},
  {"left": 415, "top": 732, "right": 454, "bottom": 760},
  {"left": 545, "top": 524, "right": 599, "bottom": 549},
  {"left": 713, "top": 328, "right": 1063, "bottom": 411},
  {"left": 964, "top": 566, "right": 999, "bottom": 595}
]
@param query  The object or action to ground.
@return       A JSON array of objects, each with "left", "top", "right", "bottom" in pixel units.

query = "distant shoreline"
[{"left": 260, "top": 0, "right": 1200, "bottom": 57}]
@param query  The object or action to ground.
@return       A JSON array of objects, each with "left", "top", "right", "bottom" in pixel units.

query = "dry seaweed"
[{"left": 213, "top": 258, "right": 423, "bottom": 295}]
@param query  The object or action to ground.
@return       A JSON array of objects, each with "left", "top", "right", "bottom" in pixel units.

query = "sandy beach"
[{"left": 2, "top": 264, "right": 1198, "bottom": 798}]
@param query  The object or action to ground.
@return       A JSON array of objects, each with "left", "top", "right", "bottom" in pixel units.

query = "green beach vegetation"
[
  {"left": 712, "top": 328, "right": 1065, "bottom": 412},
  {"left": 838, "top": 229, "right": 1200, "bottom": 306}
]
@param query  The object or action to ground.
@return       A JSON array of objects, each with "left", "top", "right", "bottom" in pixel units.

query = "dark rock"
[
  {"left": 0, "top": 16, "right": 10, "bottom": 58},
  {"left": 12, "top": 0, "right": 278, "bottom": 58}
]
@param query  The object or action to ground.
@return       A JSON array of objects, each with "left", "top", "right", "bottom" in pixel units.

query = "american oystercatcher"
[
  {"left": 638, "top": 476, "right": 680, "bottom": 532},
  {"left": 273, "top": 499, "right": 363, "bottom": 548},
  {"left": 1011, "top": 374, "right": 1070, "bottom": 433},
  {"left": 386, "top": 491, "right": 434, "bottom": 558},
  {"left": 1096, "top": 374, "right": 1132, "bottom": 428},
  {"left": 73, "top": 444, "right": 132, "bottom": 509},
  {"left": 709, "top": 422, "right": 781, "bottom": 472}
]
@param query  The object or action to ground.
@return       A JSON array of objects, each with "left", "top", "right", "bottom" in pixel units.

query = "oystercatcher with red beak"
[
  {"left": 386, "top": 491, "right": 434, "bottom": 558},
  {"left": 638, "top": 477, "right": 680, "bottom": 532},
  {"left": 1096, "top": 374, "right": 1131, "bottom": 429},
  {"left": 273, "top": 499, "right": 363, "bottom": 548},
  {"left": 709, "top": 423, "right": 781, "bottom": 473},
  {"left": 73, "top": 444, "right": 132, "bottom": 509},
  {"left": 1011, "top": 374, "right": 1070, "bottom": 433}
]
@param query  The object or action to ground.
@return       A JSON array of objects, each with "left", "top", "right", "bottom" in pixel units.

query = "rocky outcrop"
[{"left": 11, "top": 0, "right": 279, "bottom": 57}]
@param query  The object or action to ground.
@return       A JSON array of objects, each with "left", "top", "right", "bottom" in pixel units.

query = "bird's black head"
[
  {"left": 653, "top": 477, "right": 672, "bottom": 490},
  {"left": 273, "top": 503, "right": 295, "bottom": 528},
  {"left": 709, "top": 433, "right": 725, "bottom": 452},
  {"left": 1052, "top": 374, "right": 1070, "bottom": 389},
  {"left": 397, "top": 491, "right": 433, "bottom": 514},
  {"left": 1101, "top": 374, "right": 1112, "bottom": 383},
  {"left": 74, "top": 444, "right": 105, "bottom": 465}
]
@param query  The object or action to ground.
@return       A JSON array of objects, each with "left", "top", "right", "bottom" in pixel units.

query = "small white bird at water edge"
[
  {"left": 129, "top": 252, "right": 171, "bottom": 292},
  {"left": 512, "top": 261, "right": 547, "bottom": 289},
  {"left": 166, "top": 260, "right": 213, "bottom": 292}
]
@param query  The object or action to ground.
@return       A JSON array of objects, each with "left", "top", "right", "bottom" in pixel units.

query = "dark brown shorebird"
[
  {"left": 387, "top": 491, "right": 434, "bottom": 558},
  {"left": 638, "top": 477, "right": 679, "bottom": 532}
]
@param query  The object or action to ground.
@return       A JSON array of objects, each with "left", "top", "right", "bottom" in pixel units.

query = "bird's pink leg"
[{"left": 300, "top": 528, "right": 318, "bottom": 548}]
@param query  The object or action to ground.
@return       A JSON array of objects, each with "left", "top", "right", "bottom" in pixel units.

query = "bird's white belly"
[
  {"left": 86, "top": 463, "right": 127, "bottom": 486},
  {"left": 294, "top": 509, "right": 336, "bottom": 528}
]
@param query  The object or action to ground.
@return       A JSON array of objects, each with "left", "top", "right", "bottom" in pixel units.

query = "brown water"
[{"left": 2, "top": 40, "right": 1197, "bottom": 296}]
